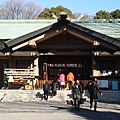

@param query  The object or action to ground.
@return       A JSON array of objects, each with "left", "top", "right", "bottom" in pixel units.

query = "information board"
[{"left": 97, "top": 80, "right": 108, "bottom": 88}]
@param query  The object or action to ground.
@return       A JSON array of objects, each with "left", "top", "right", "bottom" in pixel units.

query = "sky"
[
  {"left": 0, "top": 0, "right": 120, "bottom": 15},
  {"left": 34, "top": 0, "right": 120, "bottom": 15}
]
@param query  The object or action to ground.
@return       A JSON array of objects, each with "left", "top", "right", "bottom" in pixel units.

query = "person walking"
[
  {"left": 80, "top": 81, "right": 84, "bottom": 95},
  {"left": 51, "top": 79, "right": 58, "bottom": 97},
  {"left": 72, "top": 80, "right": 82, "bottom": 110},
  {"left": 57, "top": 79, "right": 60, "bottom": 90},
  {"left": 59, "top": 73, "right": 65, "bottom": 90},
  {"left": 67, "top": 72, "right": 74, "bottom": 90},
  {"left": 43, "top": 80, "right": 50, "bottom": 101},
  {"left": 88, "top": 78, "right": 102, "bottom": 111}
]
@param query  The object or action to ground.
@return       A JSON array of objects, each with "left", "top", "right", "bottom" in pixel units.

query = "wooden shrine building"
[{"left": 0, "top": 12, "right": 120, "bottom": 90}]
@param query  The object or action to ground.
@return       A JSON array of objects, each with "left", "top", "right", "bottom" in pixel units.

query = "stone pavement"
[
  {"left": 0, "top": 101, "right": 120, "bottom": 120},
  {"left": 0, "top": 89, "right": 120, "bottom": 120}
]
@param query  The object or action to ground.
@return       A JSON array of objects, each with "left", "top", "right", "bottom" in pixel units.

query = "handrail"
[
  {"left": 5, "top": 68, "right": 35, "bottom": 76},
  {"left": 5, "top": 68, "right": 34, "bottom": 70}
]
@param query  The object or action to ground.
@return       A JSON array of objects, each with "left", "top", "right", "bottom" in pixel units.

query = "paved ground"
[{"left": 0, "top": 101, "right": 120, "bottom": 120}]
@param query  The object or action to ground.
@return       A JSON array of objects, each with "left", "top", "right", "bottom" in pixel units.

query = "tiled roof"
[
  {"left": 0, "top": 19, "right": 120, "bottom": 40},
  {"left": 76, "top": 23, "right": 120, "bottom": 39},
  {"left": 72, "top": 19, "right": 120, "bottom": 39},
  {"left": 0, "top": 19, "right": 56, "bottom": 39}
]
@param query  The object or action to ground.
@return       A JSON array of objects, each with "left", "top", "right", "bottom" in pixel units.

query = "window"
[{"left": 16, "top": 60, "right": 31, "bottom": 69}]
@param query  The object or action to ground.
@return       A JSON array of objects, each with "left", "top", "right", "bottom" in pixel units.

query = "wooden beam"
[
  {"left": 38, "top": 44, "right": 92, "bottom": 49},
  {"left": 36, "top": 30, "right": 63, "bottom": 43},
  {"left": 39, "top": 51, "right": 91, "bottom": 55},
  {"left": 12, "top": 42, "right": 28, "bottom": 51},
  {"left": 67, "top": 30, "right": 93, "bottom": 43},
  {"left": 28, "top": 41, "right": 37, "bottom": 48}
]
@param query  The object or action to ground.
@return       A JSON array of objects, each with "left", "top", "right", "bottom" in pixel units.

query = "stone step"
[
  {"left": 0, "top": 90, "right": 72, "bottom": 102},
  {"left": 0, "top": 89, "right": 88, "bottom": 102}
]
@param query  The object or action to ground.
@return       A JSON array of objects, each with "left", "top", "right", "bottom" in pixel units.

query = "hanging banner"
[{"left": 3, "top": 64, "right": 7, "bottom": 85}]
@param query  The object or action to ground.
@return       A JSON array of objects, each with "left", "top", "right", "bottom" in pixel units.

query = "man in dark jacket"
[
  {"left": 43, "top": 80, "right": 50, "bottom": 101},
  {"left": 80, "top": 81, "right": 84, "bottom": 95},
  {"left": 72, "top": 80, "right": 82, "bottom": 110},
  {"left": 51, "top": 79, "right": 58, "bottom": 97},
  {"left": 88, "top": 78, "right": 102, "bottom": 111}
]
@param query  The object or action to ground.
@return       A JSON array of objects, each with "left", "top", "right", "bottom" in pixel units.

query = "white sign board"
[{"left": 97, "top": 80, "right": 108, "bottom": 88}]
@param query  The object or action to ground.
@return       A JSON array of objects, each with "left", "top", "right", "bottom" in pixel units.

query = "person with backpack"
[
  {"left": 43, "top": 80, "right": 50, "bottom": 101},
  {"left": 88, "top": 78, "right": 102, "bottom": 111},
  {"left": 72, "top": 80, "right": 82, "bottom": 110}
]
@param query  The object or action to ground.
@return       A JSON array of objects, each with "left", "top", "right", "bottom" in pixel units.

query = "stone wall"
[
  {"left": 98, "top": 90, "right": 120, "bottom": 103},
  {"left": 84, "top": 90, "right": 120, "bottom": 103}
]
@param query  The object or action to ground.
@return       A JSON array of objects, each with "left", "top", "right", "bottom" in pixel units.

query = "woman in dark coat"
[
  {"left": 72, "top": 80, "right": 82, "bottom": 110},
  {"left": 51, "top": 79, "right": 58, "bottom": 96},
  {"left": 43, "top": 80, "right": 50, "bottom": 100},
  {"left": 88, "top": 78, "right": 102, "bottom": 111}
]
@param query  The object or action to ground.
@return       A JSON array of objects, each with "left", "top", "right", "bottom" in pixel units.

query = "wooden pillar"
[{"left": 34, "top": 57, "right": 39, "bottom": 76}]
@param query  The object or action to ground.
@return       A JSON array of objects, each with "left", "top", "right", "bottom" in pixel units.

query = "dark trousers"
[
  {"left": 52, "top": 91, "right": 57, "bottom": 96},
  {"left": 68, "top": 81, "right": 72, "bottom": 90},
  {"left": 44, "top": 91, "right": 49, "bottom": 100},
  {"left": 90, "top": 95, "right": 97, "bottom": 111},
  {"left": 74, "top": 99, "right": 80, "bottom": 110}
]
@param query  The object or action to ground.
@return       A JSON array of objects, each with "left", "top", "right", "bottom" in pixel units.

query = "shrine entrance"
[{"left": 40, "top": 55, "right": 92, "bottom": 82}]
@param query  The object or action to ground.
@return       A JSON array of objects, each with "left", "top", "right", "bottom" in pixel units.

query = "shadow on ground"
[
  {"left": 69, "top": 107, "right": 120, "bottom": 120},
  {"left": 49, "top": 102, "right": 120, "bottom": 120}
]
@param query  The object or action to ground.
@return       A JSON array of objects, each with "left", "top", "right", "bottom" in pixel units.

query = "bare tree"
[{"left": 0, "top": 0, "right": 42, "bottom": 19}]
